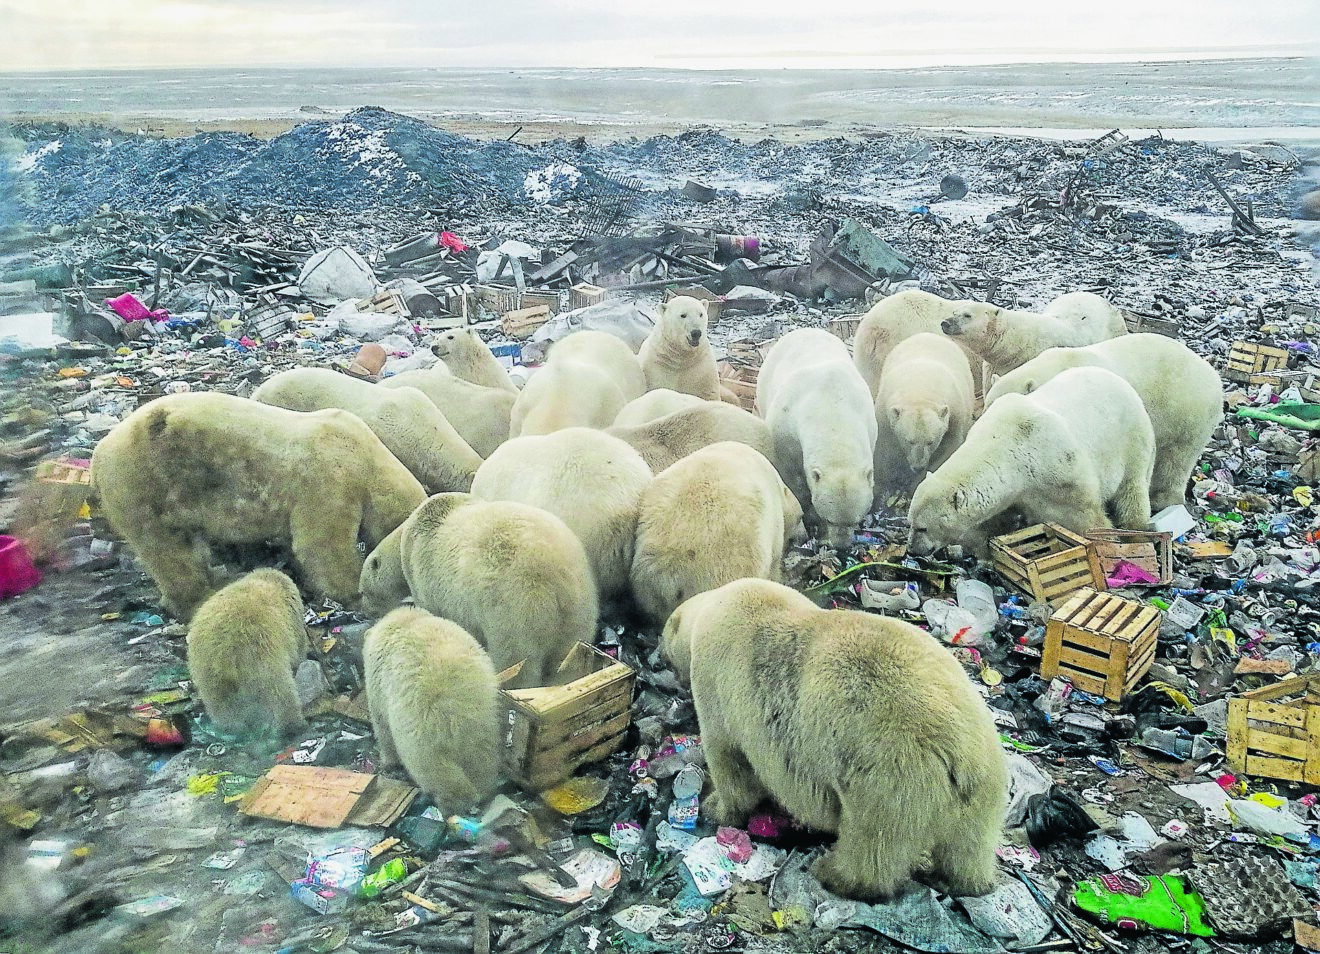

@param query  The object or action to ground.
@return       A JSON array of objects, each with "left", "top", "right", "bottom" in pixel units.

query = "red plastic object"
[{"left": 0, "top": 536, "right": 42, "bottom": 600}]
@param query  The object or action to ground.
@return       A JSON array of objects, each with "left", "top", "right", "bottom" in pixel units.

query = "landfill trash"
[
  {"left": 519, "top": 847, "right": 621, "bottom": 903},
  {"left": 0, "top": 312, "right": 68, "bottom": 351},
  {"left": 959, "top": 875, "right": 1052, "bottom": 946},
  {"left": 822, "top": 882, "right": 1003, "bottom": 953},
  {"left": 1073, "top": 872, "right": 1215, "bottom": 935},
  {"left": 294, "top": 660, "right": 331, "bottom": 707},
  {"left": 1151, "top": 505, "right": 1196, "bottom": 537},
  {"left": 528, "top": 299, "right": 655, "bottom": 355},
  {"left": 1227, "top": 797, "right": 1311, "bottom": 838},
  {"left": 297, "top": 246, "right": 377, "bottom": 301},
  {"left": 1191, "top": 855, "right": 1313, "bottom": 936},
  {"left": 858, "top": 578, "right": 921, "bottom": 612},
  {"left": 1137, "top": 726, "right": 1217, "bottom": 761},
  {"left": 85, "top": 749, "right": 141, "bottom": 792},
  {"left": 0, "top": 535, "right": 42, "bottom": 599},
  {"left": 1026, "top": 788, "right": 1099, "bottom": 847},
  {"left": 668, "top": 764, "right": 703, "bottom": 830},
  {"left": 1004, "top": 753, "right": 1054, "bottom": 827}
]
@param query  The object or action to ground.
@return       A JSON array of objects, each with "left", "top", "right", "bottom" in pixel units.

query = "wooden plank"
[
  {"left": 1026, "top": 563, "right": 1044, "bottom": 600},
  {"left": 528, "top": 684, "right": 633, "bottom": 750},
  {"left": 1058, "top": 645, "right": 1112, "bottom": 676},
  {"left": 1242, "top": 675, "right": 1318, "bottom": 702},
  {"left": 1247, "top": 729, "right": 1310, "bottom": 761},
  {"left": 1227, "top": 700, "right": 1249, "bottom": 773},
  {"left": 528, "top": 711, "right": 632, "bottom": 774},
  {"left": 1307, "top": 708, "right": 1320, "bottom": 787},
  {"left": 1057, "top": 667, "right": 1107, "bottom": 696},
  {"left": 1060, "top": 628, "right": 1115, "bottom": 654},
  {"left": 1247, "top": 700, "right": 1308, "bottom": 728},
  {"left": 1037, "top": 559, "right": 1092, "bottom": 584},
  {"left": 1247, "top": 753, "right": 1305, "bottom": 782},
  {"left": 1041, "top": 622, "right": 1065, "bottom": 679}
]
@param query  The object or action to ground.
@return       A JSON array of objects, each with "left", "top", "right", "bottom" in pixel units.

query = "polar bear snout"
[
  {"left": 687, "top": 329, "right": 703, "bottom": 347},
  {"left": 940, "top": 318, "right": 961, "bottom": 335}
]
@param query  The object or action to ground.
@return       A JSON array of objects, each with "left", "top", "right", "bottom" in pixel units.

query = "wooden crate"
[
  {"left": 1227, "top": 676, "right": 1320, "bottom": 784},
  {"left": 717, "top": 361, "right": 759, "bottom": 412},
  {"left": 1224, "top": 341, "right": 1289, "bottom": 384},
  {"left": 1121, "top": 310, "right": 1181, "bottom": 338},
  {"left": 826, "top": 315, "right": 863, "bottom": 342},
  {"left": 663, "top": 286, "right": 723, "bottom": 324},
  {"left": 1042, "top": 588, "right": 1161, "bottom": 702},
  {"left": 991, "top": 523, "right": 1106, "bottom": 603},
  {"left": 500, "top": 305, "right": 551, "bottom": 339},
  {"left": 497, "top": 643, "right": 635, "bottom": 792},
  {"left": 1085, "top": 528, "right": 1173, "bottom": 586},
  {"left": 570, "top": 283, "right": 607, "bottom": 310}
]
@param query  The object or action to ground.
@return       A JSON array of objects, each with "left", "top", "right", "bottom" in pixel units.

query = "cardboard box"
[
  {"left": 238, "top": 765, "right": 417, "bottom": 829},
  {"left": 498, "top": 643, "right": 635, "bottom": 792},
  {"left": 1042, "top": 588, "right": 1160, "bottom": 702},
  {"left": 1228, "top": 675, "right": 1320, "bottom": 785},
  {"left": 991, "top": 523, "right": 1106, "bottom": 603}
]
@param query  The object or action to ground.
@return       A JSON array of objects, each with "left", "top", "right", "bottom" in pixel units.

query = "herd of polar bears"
[{"left": 87, "top": 287, "right": 1225, "bottom": 900}]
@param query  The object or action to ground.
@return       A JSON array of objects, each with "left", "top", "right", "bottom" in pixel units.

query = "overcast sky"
[{"left": 1, "top": 0, "right": 1317, "bottom": 71}]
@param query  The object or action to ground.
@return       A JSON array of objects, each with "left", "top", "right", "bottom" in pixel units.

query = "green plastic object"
[
  {"left": 1073, "top": 873, "right": 1215, "bottom": 936},
  {"left": 1235, "top": 403, "right": 1320, "bottom": 431},
  {"left": 357, "top": 858, "right": 408, "bottom": 898}
]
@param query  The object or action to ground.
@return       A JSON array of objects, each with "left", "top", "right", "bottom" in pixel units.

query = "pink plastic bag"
[
  {"left": 104, "top": 292, "right": 169, "bottom": 322},
  {"left": 0, "top": 536, "right": 41, "bottom": 600}
]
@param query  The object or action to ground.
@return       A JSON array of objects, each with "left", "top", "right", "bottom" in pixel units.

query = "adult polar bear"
[
  {"left": 757, "top": 328, "right": 876, "bottom": 549},
  {"left": 908, "top": 367, "right": 1155, "bottom": 559},
  {"left": 986, "top": 334, "right": 1223, "bottom": 511}
]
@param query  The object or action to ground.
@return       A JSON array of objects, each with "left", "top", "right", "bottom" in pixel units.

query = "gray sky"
[{"left": 2, "top": 0, "right": 1317, "bottom": 71}]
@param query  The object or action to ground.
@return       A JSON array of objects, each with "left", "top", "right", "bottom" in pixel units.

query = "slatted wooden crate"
[
  {"left": 1085, "top": 528, "right": 1174, "bottom": 586},
  {"left": 1042, "top": 588, "right": 1161, "bottom": 702},
  {"left": 1224, "top": 341, "right": 1289, "bottom": 384},
  {"left": 991, "top": 523, "right": 1106, "bottom": 602},
  {"left": 500, "top": 305, "right": 551, "bottom": 339},
  {"left": 497, "top": 643, "right": 635, "bottom": 792},
  {"left": 717, "top": 361, "right": 758, "bottom": 412},
  {"left": 569, "top": 283, "right": 607, "bottom": 310},
  {"left": 826, "top": 315, "right": 864, "bottom": 342},
  {"left": 1227, "top": 676, "right": 1320, "bottom": 785}
]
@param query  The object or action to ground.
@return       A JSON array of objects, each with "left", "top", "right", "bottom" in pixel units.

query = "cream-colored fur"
[
  {"left": 852, "top": 289, "right": 983, "bottom": 397},
  {"left": 431, "top": 328, "right": 517, "bottom": 392},
  {"left": 363, "top": 607, "right": 500, "bottom": 811},
  {"left": 661, "top": 579, "right": 1007, "bottom": 900},
  {"left": 607, "top": 401, "right": 776, "bottom": 474},
  {"left": 985, "top": 334, "right": 1224, "bottom": 511},
  {"left": 254, "top": 367, "right": 481, "bottom": 493},
  {"left": 613, "top": 389, "right": 705, "bottom": 427},
  {"left": 360, "top": 494, "right": 597, "bottom": 688},
  {"left": 639, "top": 296, "right": 720, "bottom": 399},
  {"left": 470, "top": 428, "right": 652, "bottom": 602},
  {"left": 631, "top": 443, "right": 803, "bottom": 624},
  {"left": 873, "top": 333, "right": 975, "bottom": 495},
  {"left": 91, "top": 393, "right": 425, "bottom": 620},
  {"left": 908, "top": 366, "right": 1155, "bottom": 559},
  {"left": 939, "top": 291, "right": 1128, "bottom": 378},
  {"left": 511, "top": 330, "right": 646, "bottom": 436},
  {"left": 187, "top": 569, "right": 307, "bottom": 740},
  {"left": 757, "top": 328, "right": 876, "bottom": 548},
  {"left": 380, "top": 366, "right": 514, "bottom": 459}
]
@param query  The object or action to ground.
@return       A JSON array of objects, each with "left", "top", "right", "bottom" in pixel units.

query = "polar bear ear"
[
  {"left": 809, "top": 466, "right": 823, "bottom": 484},
  {"left": 887, "top": 405, "right": 902, "bottom": 427},
  {"left": 952, "top": 487, "right": 969, "bottom": 512},
  {"left": 935, "top": 404, "right": 950, "bottom": 423}
]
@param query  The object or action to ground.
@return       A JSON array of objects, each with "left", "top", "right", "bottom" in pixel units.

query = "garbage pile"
[{"left": 2, "top": 114, "right": 1320, "bottom": 954}]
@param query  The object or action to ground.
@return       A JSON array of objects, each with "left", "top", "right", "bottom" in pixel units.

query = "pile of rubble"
[{"left": 2, "top": 113, "right": 1320, "bottom": 954}]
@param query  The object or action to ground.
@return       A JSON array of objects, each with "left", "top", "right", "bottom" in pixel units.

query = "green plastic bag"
[
  {"left": 1236, "top": 402, "right": 1320, "bottom": 431},
  {"left": 1073, "top": 873, "right": 1215, "bottom": 936}
]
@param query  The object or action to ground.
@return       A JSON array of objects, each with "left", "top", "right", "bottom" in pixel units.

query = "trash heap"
[{"left": 2, "top": 113, "right": 1320, "bottom": 954}]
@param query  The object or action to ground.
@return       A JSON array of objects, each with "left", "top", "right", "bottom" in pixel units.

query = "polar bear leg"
[
  {"left": 411, "top": 758, "right": 480, "bottom": 813},
  {"left": 1150, "top": 443, "right": 1197, "bottom": 511},
  {"left": 928, "top": 810, "right": 1000, "bottom": 897},
  {"left": 136, "top": 528, "right": 214, "bottom": 620},
  {"left": 271, "top": 678, "right": 308, "bottom": 738},
  {"left": 290, "top": 503, "right": 365, "bottom": 604},
  {"left": 371, "top": 704, "right": 400, "bottom": 769},
  {"left": 812, "top": 792, "right": 920, "bottom": 900},
  {"left": 703, "top": 735, "right": 770, "bottom": 827},
  {"left": 1110, "top": 467, "right": 1153, "bottom": 530}
]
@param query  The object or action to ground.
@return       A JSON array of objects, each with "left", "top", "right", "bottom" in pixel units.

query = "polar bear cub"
[
  {"left": 873, "top": 332, "right": 974, "bottom": 495},
  {"left": 431, "top": 328, "right": 517, "bottom": 392},
  {"left": 939, "top": 291, "right": 1128, "bottom": 377},
  {"left": 985, "top": 333, "right": 1224, "bottom": 511},
  {"left": 631, "top": 442, "right": 803, "bottom": 624},
  {"left": 662, "top": 578, "right": 1007, "bottom": 900},
  {"left": 511, "top": 330, "right": 647, "bottom": 436},
  {"left": 638, "top": 296, "right": 720, "bottom": 399},
  {"left": 187, "top": 568, "right": 308, "bottom": 740},
  {"left": 254, "top": 367, "right": 483, "bottom": 494},
  {"left": 360, "top": 493, "right": 597, "bottom": 688},
  {"left": 908, "top": 366, "right": 1155, "bottom": 559},
  {"left": 363, "top": 607, "right": 500, "bottom": 811},
  {"left": 757, "top": 328, "right": 876, "bottom": 548},
  {"left": 471, "top": 427, "right": 652, "bottom": 602},
  {"left": 613, "top": 388, "right": 705, "bottom": 427}
]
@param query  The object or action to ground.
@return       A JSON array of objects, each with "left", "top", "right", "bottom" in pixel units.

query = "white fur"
[
  {"left": 511, "top": 330, "right": 646, "bottom": 436},
  {"left": 757, "top": 328, "right": 877, "bottom": 548},
  {"left": 431, "top": 328, "right": 517, "bottom": 392},
  {"left": 614, "top": 388, "right": 706, "bottom": 427},
  {"left": 852, "top": 289, "right": 984, "bottom": 397},
  {"left": 380, "top": 366, "right": 514, "bottom": 458},
  {"left": 639, "top": 296, "right": 720, "bottom": 399}
]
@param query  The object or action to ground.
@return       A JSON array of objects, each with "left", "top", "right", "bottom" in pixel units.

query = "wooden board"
[{"left": 239, "top": 766, "right": 417, "bottom": 829}]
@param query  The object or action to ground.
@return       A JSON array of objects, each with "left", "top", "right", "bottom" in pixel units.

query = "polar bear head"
[
  {"left": 906, "top": 476, "right": 986, "bottom": 557},
  {"left": 888, "top": 403, "right": 950, "bottom": 473},
  {"left": 940, "top": 302, "right": 1001, "bottom": 339},
  {"left": 985, "top": 347, "right": 1085, "bottom": 406},
  {"left": 660, "top": 598, "right": 698, "bottom": 687},
  {"left": 660, "top": 296, "right": 709, "bottom": 349},
  {"left": 809, "top": 465, "right": 874, "bottom": 549},
  {"left": 431, "top": 328, "right": 476, "bottom": 360},
  {"left": 360, "top": 526, "right": 410, "bottom": 617}
]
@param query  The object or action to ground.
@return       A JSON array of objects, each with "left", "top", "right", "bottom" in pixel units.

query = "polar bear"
[
  {"left": 471, "top": 428, "right": 652, "bottom": 603},
  {"left": 363, "top": 607, "right": 500, "bottom": 811},
  {"left": 431, "top": 328, "right": 517, "bottom": 393},
  {"left": 91, "top": 393, "right": 425, "bottom": 620},
  {"left": 907, "top": 366, "right": 1155, "bottom": 559},
  {"left": 607, "top": 401, "right": 777, "bottom": 474},
  {"left": 613, "top": 388, "right": 705, "bottom": 427},
  {"left": 757, "top": 328, "right": 876, "bottom": 548},
  {"left": 873, "top": 333, "right": 975, "bottom": 495},
  {"left": 253, "top": 368, "right": 482, "bottom": 494},
  {"left": 380, "top": 366, "right": 515, "bottom": 459},
  {"left": 511, "top": 330, "right": 647, "bottom": 436},
  {"left": 631, "top": 443, "right": 803, "bottom": 624},
  {"left": 638, "top": 296, "right": 720, "bottom": 399},
  {"left": 360, "top": 494, "right": 597, "bottom": 688},
  {"left": 187, "top": 569, "right": 307, "bottom": 740},
  {"left": 662, "top": 578, "right": 1007, "bottom": 900},
  {"left": 986, "top": 334, "right": 1223, "bottom": 511},
  {"left": 852, "top": 289, "right": 984, "bottom": 397},
  {"left": 939, "top": 291, "right": 1129, "bottom": 378}
]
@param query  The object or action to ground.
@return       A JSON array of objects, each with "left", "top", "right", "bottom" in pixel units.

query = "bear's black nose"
[
  {"left": 940, "top": 319, "right": 959, "bottom": 335},
  {"left": 688, "top": 330, "right": 702, "bottom": 346}
]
